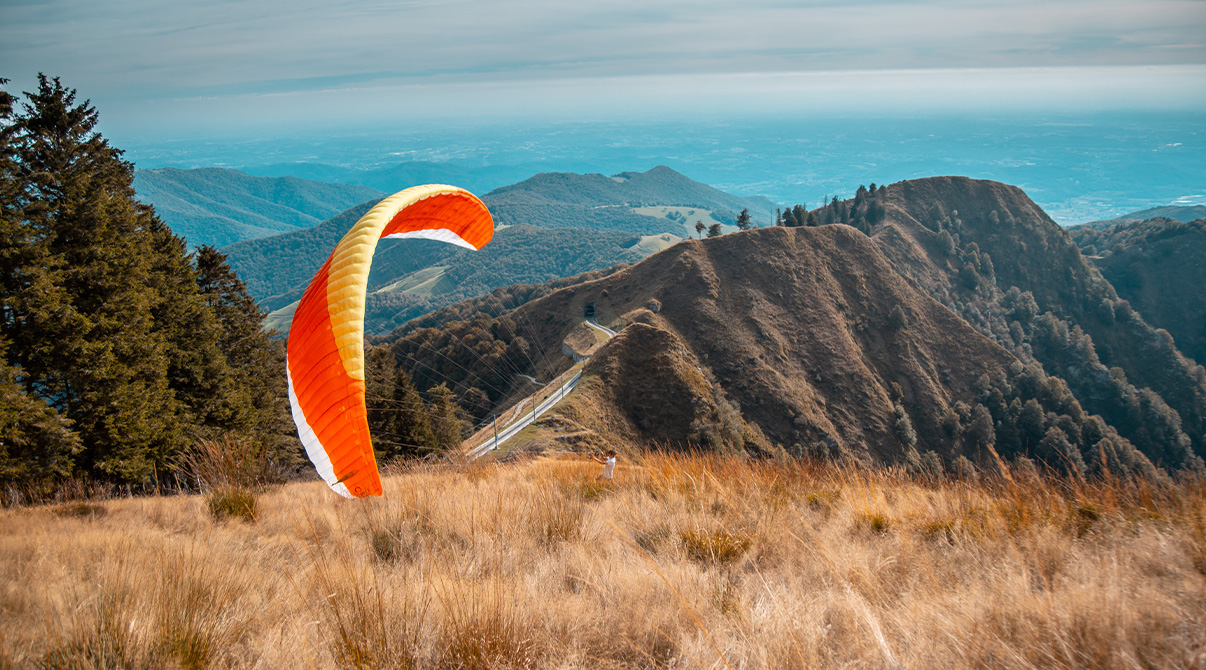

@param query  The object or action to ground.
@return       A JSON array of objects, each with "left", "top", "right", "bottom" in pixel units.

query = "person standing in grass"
[{"left": 595, "top": 449, "right": 617, "bottom": 480}]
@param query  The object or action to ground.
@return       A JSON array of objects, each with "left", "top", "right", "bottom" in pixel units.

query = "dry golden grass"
[{"left": 2, "top": 453, "right": 1205, "bottom": 669}]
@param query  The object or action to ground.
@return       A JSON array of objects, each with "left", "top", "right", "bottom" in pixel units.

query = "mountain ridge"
[
  {"left": 375, "top": 175, "right": 1203, "bottom": 476},
  {"left": 243, "top": 160, "right": 534, "bottom": 196},
  {"left": 222, "top": 166, "right": 775, "bottom": 327},
  {"left": 1076, "top": 204, "right": 1206, "bottom": 229},
  {"left": 828, "top": 177, "right": 1201, "bottom": 472},
  {"left": 1069, "top": 217, "right": 1206, "bottom": 368},
  {"left": 133, "top": 167, "right": 383, "bottom": 247},
  {"left": 486, "top": 165, "right": 776, "bottom": 218}
]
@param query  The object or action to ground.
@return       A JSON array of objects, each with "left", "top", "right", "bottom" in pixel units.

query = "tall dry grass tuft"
[
  {"left": 679, "top": 527, "right": 751, "bottom": 565},
  {"left": 300, "top": 511, "right": 428, "bottom": 670},
  {"left": 39, "top": 557, "right": 148, "bottom": 670},
  {"left": 435, "top": 579, "right": 541, "bottom": 670},
  {"left": 30, "top": 537, "right": 253, "bottom": 670},
  {"left": 533, "top": 482, "right": 585, "bottom": 544},
  {"left": 178, "top": 436, "right": 279, "bottom": 491},
  {"left": 4, "top": 451, "right": 1205, "bottom": 668},
  {"left": 52, "top": 501, "right": 107, "bottom": 519},
  {"left": 207, "top": 486, "right": 257, "bottom": 522},
  {"left": 155, "top": 545, "right": 249, "bottom": 669},
  {"left": 179, "top": 436, "right": 277, "bottom": 522},
  {"left": 2, "top": 475, "right": 123, "bottom": 508}
]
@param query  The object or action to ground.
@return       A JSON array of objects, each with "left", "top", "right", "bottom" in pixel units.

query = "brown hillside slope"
[
  {"left": 1070, "top": 218, "right": 1206, "bottom": 368},
  {"left": 379, "top": 178, "right": 1181, "bottom": 474},
  {"left": 866, "top": 177, "right": 1206, "bottom": 469},
  {"left": 874, "top": 177, "right": 1084, "bottom": 308},
  {"left": 455, "top": 225, "right": 1018, "bottom": 463}
]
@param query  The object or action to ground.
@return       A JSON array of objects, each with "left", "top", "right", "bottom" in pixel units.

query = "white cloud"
[{"left": 2, "top": 0, "right": 1203, "bottom": 128}]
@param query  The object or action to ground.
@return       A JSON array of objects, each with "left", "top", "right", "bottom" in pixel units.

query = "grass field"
[
  {"left": 628, "top": 233, "right": 683, "bottom": 257},
  {"left": 261, "top": 300, "right": 298, "bottom": 334},
  {"left": 373, "top": 266, "right": 453, "bottom": 298},
  {"left": 2, "top": 453, "right": 1204, "bottom": 668},
  {"left": 262, "top": 265, "right": 454, "bottom": 334},
  {"left": 632, "top": 206, "right": 733, "bottom": 238}
]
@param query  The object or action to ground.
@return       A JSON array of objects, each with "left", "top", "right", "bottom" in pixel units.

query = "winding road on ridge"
[
  {"left": 464, "top": 316, "right": 616, "bottom": 461},
  {"left": 584, "top": 316, "right": 617, "bottom": 338}
]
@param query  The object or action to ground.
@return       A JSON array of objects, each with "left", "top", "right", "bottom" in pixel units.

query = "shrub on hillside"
[
  {"left": 207, "top": 486, "right": 257, "bottom": 522},
  {"left": 178, "top": 437, "right": 277, "bottom": 523},
  {"left": 177, "top": 436, "right": 280, "bottom": 492}
]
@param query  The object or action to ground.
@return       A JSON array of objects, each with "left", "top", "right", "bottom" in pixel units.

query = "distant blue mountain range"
[{"left": 133, "top": 168, "right": 383, "bottom": 247}]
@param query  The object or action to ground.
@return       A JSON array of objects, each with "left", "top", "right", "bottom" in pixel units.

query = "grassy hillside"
[
  {"left": 635, "top": 206, "right": 730, "bottom": 236},
  {"left": 1078, "top": 204, "right": 1206, "bottom": 229},
  {"left": 133, "top": 168, "right": 383, "bottom": 247},
  {"left": 530, "top": 225, "right": 1016, "bottom": 461},
  {"left": 3, "top": 453, "right": 1203, "bottom": 669},
  {"left": 238, "top": 163, "right": 778, "bottom": 232},
  {"left": 244, "top": 160, "right": 531, "bottom": 196},
  {"left": 223, "top": 166, "right": 770, "bottom": 325},
  {"left": 486, "top": 203, "right": 684, "bottom": 235},
  {"left": 863, "top": 177, "right": 1206, "bottom": 471},
  {"left": 254, "top": 225, "right": 663, "bottom": 334},
  {"left": 221, "top": 201, "right": 379, "bottom": 306},
  {"left": 487, "top": 165, "right": 776, "bottom": 223},
  {"left": 375, "top": 178, "right": 1205, "bottom": 476},
  {"left": 360, "top": 226, "right": 668, "bottom": 334},
  {"left": 1070, "top": 218, "right": 1206, "bottom": 367}
]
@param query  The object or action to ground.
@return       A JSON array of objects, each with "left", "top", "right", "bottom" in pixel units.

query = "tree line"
[
  {"left": 774, "top": 184, "right": 888, "bottom": 232},
  {"left": 0, "top": 77, "right": 507, "bottom": 499},
  {"left": 364, "top": 347, "right": 468, "bottom": 458},
  {"left": 0, "top": 76, "right": 300, "bottom": 496}
]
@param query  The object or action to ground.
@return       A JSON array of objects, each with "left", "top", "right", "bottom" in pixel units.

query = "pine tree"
[
  {"left": 940, "top": 406, "right": 963, "bottom": 438},
  {"left": 694, "top": 220, "right": 705, "bottom": 238},
  {"left": 866, "top": 200, "right": 886, "bottom": 225},
  {"left": 953, "top": 455, "right": 979, "bottom": 481},
  {"left": 0, "top": 335, "right": 81, "bottom": 493},
  {"left": 937, "top": 230, "right": 956, "bottom": 256},
  {"left": 193, "top": 245, "right": 293, "bottom": 457},
  {"left": 793, "top": 204, "right": 807, "bottom": 227},
  {"left": 365, "top": 347, "right": 436, "bottom": 458},
  {"left": 0, "top": 82, "right": 82, "bottom": 493},
  {"left": 0, "top": 78, "right": 20, "bottom": 278},
  {"left": 143, "top": 227, "right": 231, "bottom": 461},
  {"left": 921, "top": 450, "right": 945, "bottom": 477},
  {"left": 0, "top": 77, "right": 293, "bottom": 488},
  {"left": 365, "top": 346, "right": 398, "bottom": 458},
  {"left": 391, "top": 368, "right": 437, "bottom": 456},
  {"left": 1038, "top": 426, "right": 1085, "bottom": 474},
  {"left": 428, "top": 383, "right": 466, "bottom": 452},
  {"left": 736, "top": 208, "right": 752, "bottom": 230},
  {"left": 1019, "top": 399, "right": 1047, "bottom": 451},
  {"left": 886, "top": 305, "right": 908, "bottom": 330},
  {"left": 707, "top": 223, "right": 722, "bottom": 238},
  {"left": 966, "top": 404, "right": 996, "bottom": 448},
  {"left": 892, "top": 403, "right": 916, "bottom": 448},
  {"left": 3, "top": 76, "right": 184, "bottom": 482}
]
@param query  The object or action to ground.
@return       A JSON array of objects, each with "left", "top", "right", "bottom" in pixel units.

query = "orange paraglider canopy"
[{"left": 286, "top": 185, "right": 493, "bottom": 497}]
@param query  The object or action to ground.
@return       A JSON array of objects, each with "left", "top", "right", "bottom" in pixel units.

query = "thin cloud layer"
[{"left": 2, "top": 0, "right": 1204, "bottom": 129}]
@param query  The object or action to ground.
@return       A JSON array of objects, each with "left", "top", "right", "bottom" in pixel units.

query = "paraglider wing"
[{"left": 286, "top": 185, "right": 493, "bottom": 497}]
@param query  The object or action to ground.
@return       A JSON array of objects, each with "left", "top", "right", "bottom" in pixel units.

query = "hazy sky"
[{"left": 3, "top": 0, "right": 1205, "bottom": 133}]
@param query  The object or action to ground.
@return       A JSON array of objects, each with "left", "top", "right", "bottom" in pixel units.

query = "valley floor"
[{"left": 2, "top": 454, "right": 1204, "bottom": 669}]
